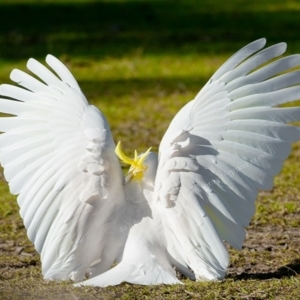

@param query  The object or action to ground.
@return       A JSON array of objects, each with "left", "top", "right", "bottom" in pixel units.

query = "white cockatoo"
[{"left": 0, "top": 38, "right": 300, "bottom": 287}]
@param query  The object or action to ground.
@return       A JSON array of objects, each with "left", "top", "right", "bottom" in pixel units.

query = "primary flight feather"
[{"left": 0, "top": 38, "right": 300, "bottom": 286}]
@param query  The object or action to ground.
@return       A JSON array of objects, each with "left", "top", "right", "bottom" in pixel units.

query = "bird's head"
[{"left": 115, "top": 141, "right": 152, "bottom": 182}]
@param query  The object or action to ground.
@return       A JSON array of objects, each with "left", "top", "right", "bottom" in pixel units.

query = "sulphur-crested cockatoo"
[{"left": 0, "top": 38, "right": 300, "bottom": 287}]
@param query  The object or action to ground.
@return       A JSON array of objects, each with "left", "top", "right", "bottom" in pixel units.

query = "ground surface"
[{"left": 0, "top": 0, "right": 300, "bottom": 299}]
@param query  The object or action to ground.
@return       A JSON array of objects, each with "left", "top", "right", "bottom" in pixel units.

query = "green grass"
[{"left": 1, "top": 0, "right": 300, "bottom": 299}]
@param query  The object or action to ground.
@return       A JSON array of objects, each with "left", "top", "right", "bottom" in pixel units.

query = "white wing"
[
  {"left": 155, "top": 38, "right": 300, "bottom": 280},
  {"left": 0, "top": 56, "right": 126, "bottom": 281}
]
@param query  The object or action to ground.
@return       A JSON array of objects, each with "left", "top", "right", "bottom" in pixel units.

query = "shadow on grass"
[
  {"left": 0, "top": 0, "right": 300, "bottom": 60},
  {"left": 229, "top": 259, "right": 300, "bottom": 281}
]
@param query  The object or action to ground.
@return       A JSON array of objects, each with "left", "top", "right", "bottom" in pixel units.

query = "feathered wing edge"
[
  {"left": 0, "top": 55, "right": 127, "bottom": 282},
  {"left": 155, "top": 38, "right": 300, "bottom": 280}
]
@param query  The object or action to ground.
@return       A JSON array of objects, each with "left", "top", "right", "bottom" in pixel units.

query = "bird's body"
[{"left": 1, "top": 38, "right": 300, "bottom": 286}]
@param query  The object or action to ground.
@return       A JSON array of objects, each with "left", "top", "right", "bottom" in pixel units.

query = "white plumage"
[{"left": 0, "top": 38, "right": 300, "bottom": 286}]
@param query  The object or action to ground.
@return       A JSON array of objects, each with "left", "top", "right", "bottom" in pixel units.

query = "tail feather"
[{"left": 75, "top": 261, "right": 182, "bottom": 287}]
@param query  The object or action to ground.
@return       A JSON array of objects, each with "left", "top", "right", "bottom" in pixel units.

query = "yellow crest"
[{"left": 115, "top": 141, "right": 151, "bottom": 180}]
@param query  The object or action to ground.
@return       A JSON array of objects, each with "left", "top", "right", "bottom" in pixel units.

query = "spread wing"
[
  {"left": 155, "top": 38, "right": 300, "bottom": 280},
  {"left": 0, "top": 56, "right": 126, "bottom": 281}
]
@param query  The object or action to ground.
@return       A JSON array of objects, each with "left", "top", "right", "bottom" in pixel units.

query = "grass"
[{"left": 0, "top": 0, "right": 300, "bottom": 299}]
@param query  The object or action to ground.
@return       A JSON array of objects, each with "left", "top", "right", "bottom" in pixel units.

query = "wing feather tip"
[
  {"left": 278, "top": 41, "right": 287, "bottom": 53},
  {"left": 9, "top": 69, "right": 20, "bottom": 82},
  {"left": 45, "top": 54, "right": 55, "bottom": 62},
  {"left": 251, "top": 37, "right": 266, "bottom": 49}
]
